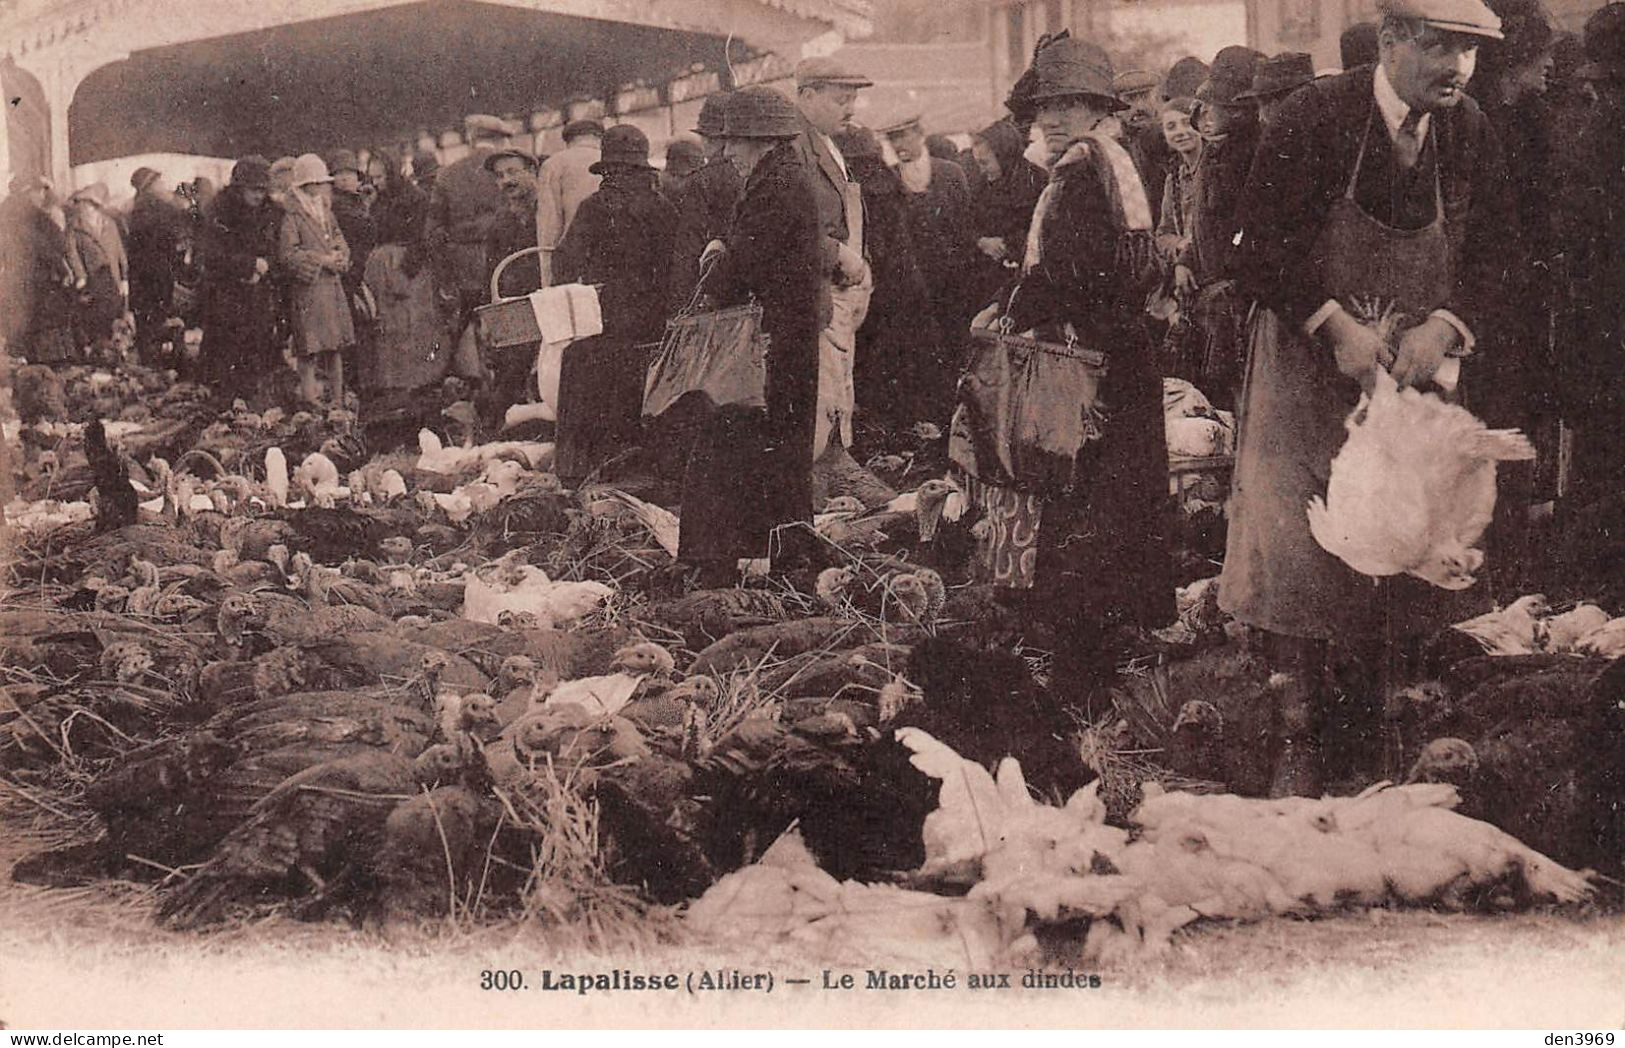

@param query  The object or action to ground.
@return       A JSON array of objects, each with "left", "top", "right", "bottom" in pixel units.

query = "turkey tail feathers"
[{"left": 1469, "top": 429, "right": 1536, "bottom": 462}]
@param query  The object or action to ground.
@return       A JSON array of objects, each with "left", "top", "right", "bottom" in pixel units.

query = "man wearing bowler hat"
[
  {"left": 1236, "top": 52, "right": 1317, "bottom": 126},
  {"left": 793, "top": 56, "right": 873, "bottom": 461},
  {"left": 535, "top": 118, "right": 604, "bottom": 286},
  {"left": 1220, "top": 0, "right": 1516, "bottom": 797},
  {"left": 424, "top": 114, "right": 516, "bottom": 335}
]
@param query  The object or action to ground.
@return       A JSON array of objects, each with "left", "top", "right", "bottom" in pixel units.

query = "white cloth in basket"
[{"left": 527, "top": 283, "right": 603, "bottom": 345}]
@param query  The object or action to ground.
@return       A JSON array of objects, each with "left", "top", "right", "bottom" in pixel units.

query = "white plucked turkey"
[{"left": 1307, "top": 368, "right": 1534, "bottom": 590}]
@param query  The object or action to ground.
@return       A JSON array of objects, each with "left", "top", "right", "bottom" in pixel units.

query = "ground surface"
[{"left": 2, "top": 844, "right": 1620, "bottom": 1029}]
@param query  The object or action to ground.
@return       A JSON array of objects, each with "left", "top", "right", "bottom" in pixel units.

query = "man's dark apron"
[{"left": 1219, "top": 111, "right": 1479, "bottom": 641}]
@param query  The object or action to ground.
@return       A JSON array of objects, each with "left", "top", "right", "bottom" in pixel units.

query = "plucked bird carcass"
[
  {"left": 460, "top": 550, "right": 612, "bottom": 627},
  {"left": 1307, "top": 368, "right": 1534, "bottom": 589}
]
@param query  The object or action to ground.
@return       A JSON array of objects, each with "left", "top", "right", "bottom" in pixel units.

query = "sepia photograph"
[{"left": 0, "top": 0, "right": 1621, "bottom": 1031}]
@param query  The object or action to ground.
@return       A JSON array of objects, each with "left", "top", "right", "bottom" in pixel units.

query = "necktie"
[{"left": 1395, "top": 109, "right": 1423, "bottom": 169}]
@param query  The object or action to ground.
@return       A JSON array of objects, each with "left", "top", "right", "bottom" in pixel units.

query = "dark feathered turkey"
[
  {"left": 691, "top": 716, "right": 938, "bottom": 883},
  {"left": 1393, "top": 653, "right": 1623, "bottom": 871},
  {"left": 158, "top": 740, "right": 485, "bottom": 927},
  {"left": 902, "top": 637, "right": 1093, "bottom": 799}
]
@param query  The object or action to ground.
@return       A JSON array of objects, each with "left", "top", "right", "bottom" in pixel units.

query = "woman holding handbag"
[
  {"left": 676, "top": 86, "right": 825, "bottom": 584},
  {"left": 955, "top": 36, "right": 1174, "bottom": 708},
  {"left": 278, "top": 154, "right": 354, "bottom": 408}
]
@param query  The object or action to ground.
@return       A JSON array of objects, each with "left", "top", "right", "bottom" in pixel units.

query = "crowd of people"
[{"left": 1, "top": 0, "right": 1623, "bottom": 797}]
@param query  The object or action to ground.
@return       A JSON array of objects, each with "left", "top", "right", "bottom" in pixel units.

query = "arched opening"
[{"left": 2, "top": 57, "right": 49, "bottom": 181}]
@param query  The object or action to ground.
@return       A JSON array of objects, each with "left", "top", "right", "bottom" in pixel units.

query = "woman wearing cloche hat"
[
  {"left": 670, "top": 84, "right": 826, "bottom": 582},
  {"left": 957, "top": 35, "right": 1174, "bottom": 713},
  {"left": 277, "top": 153, "right": 355, "bottom": 407},
  {"left": 550, "top": 124, "right": 677, "bottom": 485}
]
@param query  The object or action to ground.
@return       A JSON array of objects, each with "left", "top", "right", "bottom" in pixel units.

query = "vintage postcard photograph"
[{"left": 0, "top": 0, "right": 1621, "bottom": 1031}]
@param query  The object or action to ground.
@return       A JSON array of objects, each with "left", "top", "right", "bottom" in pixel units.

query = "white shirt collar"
[
  {"left": 817, "top": 130, "right": 849, "bottom": 178},
  {"left": 1374, "top": 64, "right": 1430, "bottom": 142}
]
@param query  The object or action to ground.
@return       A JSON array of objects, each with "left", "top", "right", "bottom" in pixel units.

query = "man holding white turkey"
[{"left": 1218, "top": 0, "right": 1517, "bottom": 797}]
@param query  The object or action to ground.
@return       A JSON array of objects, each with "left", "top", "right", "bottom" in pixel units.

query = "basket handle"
[{"left": 489, "top": 246, "right": 543, "bottom": 304}]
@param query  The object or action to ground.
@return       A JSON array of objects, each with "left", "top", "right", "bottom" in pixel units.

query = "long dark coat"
[
  {"left": 969, "top": 120, "right": 1046, "bottom": 303},
  {"left": 1186, "top": 119, "right": 1259, "bottom": 284},
  {"left": 678, "top": 142, "right": 823, "bottom": 566},
  {"left": 667, "top": 157, "right": 742, "bottom": 312},
  {"left": 1562, "top": 83, "right": 1625, "bottom": 504},
  {"left": 847, "top": 154, "right": 932, "bottom": 434},
  {"left": 999, "top": 141, "right": 1174, "bottom": 643},
  {"left": 199, "top": 185, "right": 284, "bottom": 400},
  {"left": 551, "top": 168, "right": 678, "bottom": 481},
  {"left": 127, "top": 192, "right": 186, "bottom": 321},
  {"left": 330, "top": 188, "right": 376, "bottom": 297},
  {"left": 0, "top": 195, "right": 76, "bottom": 362}
]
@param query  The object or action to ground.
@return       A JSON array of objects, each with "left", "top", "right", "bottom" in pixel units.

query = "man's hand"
[
  {"left": 834, "top": 242, "right": 867, "bottom": 288},
  {"left": 977, "top": 236, "right": 1008, "bottom": 261},
  {"left": 254, "top": 257, "right": 270, "bottom": 277},
  {"left": 1173, "top": 264, "right": 1198, "bottom": 295},
  {"left": 1391, "top": 316, "right": 1459, "bottom": 389},
  {"left": 1320, "top": 308, "right": 1394, "bottom": 384}
]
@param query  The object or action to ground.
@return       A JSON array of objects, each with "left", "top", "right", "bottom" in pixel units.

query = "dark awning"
[{"left": 68, "top": 0, "right": 732, "bottom": 164}]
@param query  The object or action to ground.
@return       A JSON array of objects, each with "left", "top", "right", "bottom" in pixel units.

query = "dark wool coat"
[
  {"left": 793, "top": 112, "right": 860, "bottom": 276},
  {"left": 849, "top": 154, "right": 933, "bottom": 431},
  {"left": 678, "top": 142, "right": 824, "bottom": 565},
  {"left": 199, "top": 186, "right": 284, "bottom": 399},
  {"left": 666, "top": 157, "right": 742, "bottom": 312},
  {"left": 1185, "top": 119, "right": 1259, "bottom": 284},
  {"left": 330, "top": 188, "right": 376, "bottom": 296},
  {"left": 0, "top": 195, "right": 75, "bottom": 362},
  {"left": 423, "top": 148, "right": 502, "bottom": 298},
  {"left": 901, "top": 156, "right": 976, "bottom": 321},
  {"left": 127, "top": 192, "right": 187, "bottom": 318},
  {"left": 551, "top": 169, "right": 678, "bottom": 481},
  {"left": 999, "top": 141, "right": 1175, "bottom": 639},
  {"left": 484, "top": 195, "right": 543, "bottom": 299},
  {"left": 969, "top": 119, "right": 1047, "bottom": 305},
  {"left": 1563, "top": 84, "right": 1625, "bottom": 501},
  {"left": 1124, "top": 112, "right": 1175, "bottom": 229},
  {"left": 1235, "top": 66, "right": 1512, "bottom": 335}
]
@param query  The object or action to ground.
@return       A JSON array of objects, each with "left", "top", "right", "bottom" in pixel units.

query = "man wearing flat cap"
[
  {"left": 1220, "top": 0, "right": 1516, "bottom": 797},
  {"left": 424, "top": 114, "right": 515, "bottom": 334},
  {"left": 879, "top": 110, "right": 975, "bottom": 424},
  {"left": 535, "top": 118, "right": 604, "bottom": 286},
  {"left": 793, "top": 56, "right": 874, "bottom": 459}
]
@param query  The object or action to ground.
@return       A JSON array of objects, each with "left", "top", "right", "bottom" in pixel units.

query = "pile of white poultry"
[
  {"left": 1452, "top": 595, "right": 1625, "bottom": 658},
  {"left": 688, "top": 728, "right": 1596, "bottom": 968}
]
